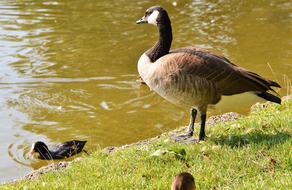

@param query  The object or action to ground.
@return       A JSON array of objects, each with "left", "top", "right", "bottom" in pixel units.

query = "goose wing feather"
[
  {"left": 51, "top": 140, "right": 86, "bottom": 158},
  {"left": 165, "top": 47, "right": 280, "bottom": 95}
]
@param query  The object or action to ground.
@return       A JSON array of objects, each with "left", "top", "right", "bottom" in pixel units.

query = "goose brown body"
[
  {"left": 136, "top": 6, "right": 281, "bottom": 141},
  {"left": 139, "top": 47, "right": 280, "bottom": 110}
]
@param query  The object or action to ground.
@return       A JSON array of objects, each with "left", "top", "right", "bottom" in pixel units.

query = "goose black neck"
[
  {"left": 39, "top": 152, "right": 52, "bottom": 160},
  {"left": 37, "top": 148, "right": 52, "bottom": 160},
  {"left": 146, "top": 13, "right": 172, "bottom": 62}
]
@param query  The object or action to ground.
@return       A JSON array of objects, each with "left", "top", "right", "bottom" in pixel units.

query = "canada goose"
[
  {"left": 171, "top": 172, "right": 196, "bottom": 190},
  {"left": 30, "top": 140, "right": 87, "bottom": 160},
  {"left": 136, "top": 6, "right": 281, "bottom": 141}
]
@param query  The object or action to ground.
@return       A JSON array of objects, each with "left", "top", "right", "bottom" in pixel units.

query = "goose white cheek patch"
[{"left": 147, "top": 10, "right": 159, "bottom": 25}]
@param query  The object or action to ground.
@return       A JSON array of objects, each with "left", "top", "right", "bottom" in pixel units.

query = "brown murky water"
[{"left": 0, "top": 0, "right": 291, "bottom": 182}]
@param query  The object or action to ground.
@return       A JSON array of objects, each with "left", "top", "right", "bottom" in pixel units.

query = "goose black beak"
[{"left": 136, "top": 17, "right": 147, "bottom": 24}]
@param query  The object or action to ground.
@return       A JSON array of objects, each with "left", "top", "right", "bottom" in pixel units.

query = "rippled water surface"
[{"left": 0, "top": 0, "right": 291, "bottom": 182}]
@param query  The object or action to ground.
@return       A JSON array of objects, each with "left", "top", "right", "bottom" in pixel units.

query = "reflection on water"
[{"left": 0, "top": 0, "right": 291, "bottom": 183}]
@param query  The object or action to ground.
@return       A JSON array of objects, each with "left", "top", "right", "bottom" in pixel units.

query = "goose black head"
[
  {"left": 136, "top": 6, "right": 170, "bottom": 26},
  {"left": 30, "top": 141, "right": 49, "bottom": 155}
]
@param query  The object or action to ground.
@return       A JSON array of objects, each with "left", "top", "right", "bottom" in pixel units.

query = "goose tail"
[{"left": 257, "top": 92, "right": 281, "bottom": 104}]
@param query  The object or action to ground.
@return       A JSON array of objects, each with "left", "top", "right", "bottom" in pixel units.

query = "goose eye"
[{"left": 145, "top": 11, "right": 152, "bottom": 16}]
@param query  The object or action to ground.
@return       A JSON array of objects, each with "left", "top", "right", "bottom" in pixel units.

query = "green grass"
[{"left": 3, "top": 99, "right": 292, "bottom": 190}]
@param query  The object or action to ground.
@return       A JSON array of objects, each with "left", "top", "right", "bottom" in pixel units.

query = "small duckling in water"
[
  {"left": 30, "top": 140, "right": 87, "bottom": 160},
  {"left": 171, "top": 172, "right": 195, "bottom": 190}
]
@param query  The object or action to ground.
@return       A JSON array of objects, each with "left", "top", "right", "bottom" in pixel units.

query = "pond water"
[{"left": 0, "top": 0, "right": 291, "bottom": 183}]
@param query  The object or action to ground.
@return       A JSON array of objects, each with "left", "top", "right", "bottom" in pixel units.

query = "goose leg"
[
  {"left": 187, "top": 108, "right": 197, "bottom": 136},
  {"left": 198, "top": 113, "right": 206, "bottom": 141},
  {"left": 171, "top": 108, "right": 197, "bottom": 142}
]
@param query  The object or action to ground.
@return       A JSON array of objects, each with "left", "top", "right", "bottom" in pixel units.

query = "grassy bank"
[{"left": 3, "top": 98, "right": 292, "bottom": 189}]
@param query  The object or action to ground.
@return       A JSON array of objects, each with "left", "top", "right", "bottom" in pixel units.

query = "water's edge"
[
  {"left": 5, "top": 95, "right": 292, "bottom": 185},
  {"left": 3, "top": 112, "right": 243, "bottom": 184}
]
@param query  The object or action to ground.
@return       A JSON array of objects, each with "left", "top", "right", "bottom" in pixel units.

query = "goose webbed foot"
[
  {"left": 171, "top": 130, "right": 200, "bottom": 143},
  {"left": 171, "top": 110, "right": 207, "bottom": 143},
  {"left": 172, "top": 131, "right": 192, "bottom": 140},
  {"left": 171, "top": 131, "right": 206, "bottom": 143},
  {"left": 171, "top": 132, "right": 200, "bottom": 143},
  {"left": 171, "top": 108, "right": 199, "bottom": 142}
]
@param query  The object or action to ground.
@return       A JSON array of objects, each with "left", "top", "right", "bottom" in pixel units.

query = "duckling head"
[{"left": 171, "top": 172, "right": 195, "bottom": 190}]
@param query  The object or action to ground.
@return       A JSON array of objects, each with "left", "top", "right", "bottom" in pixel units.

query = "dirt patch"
[
  {"left": 23, "top": 161, "right": 70, "bottom": 181},
  {"left": 206, "top": 112, "right": 241, "bottom": 125}
]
